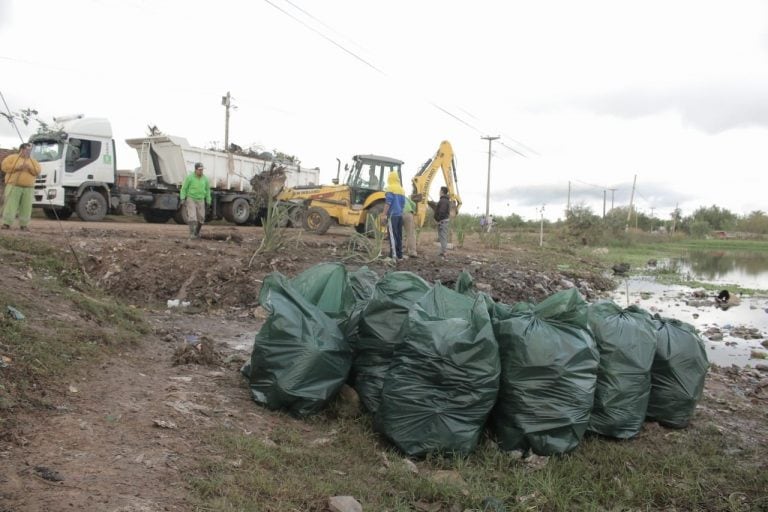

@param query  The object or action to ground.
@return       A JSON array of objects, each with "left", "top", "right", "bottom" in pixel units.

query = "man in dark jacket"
[{"left": 428, "top": 186, "right": 451, "bottom": 257}]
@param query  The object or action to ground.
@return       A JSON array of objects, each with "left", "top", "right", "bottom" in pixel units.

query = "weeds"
[
  {"left": 250, "top": 201, "right": 291, "bottom": 264},
  {"left": 343, "top": 213, "right": 385, "bottom": 263},
  {"left": 452, "top": 215, "right": 474, "bottom": 248},
  {"left": 188, "top": 409, "right": 768, "bottom": 511}
]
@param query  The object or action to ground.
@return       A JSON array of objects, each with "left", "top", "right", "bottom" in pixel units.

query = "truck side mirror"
[{"left": 332, "top": 178, "right": 339, "bottom": 184}]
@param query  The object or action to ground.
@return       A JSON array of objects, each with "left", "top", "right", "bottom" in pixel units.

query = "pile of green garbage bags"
[{"left": 242, "top": 263, "right": 709, "bottom": 457}]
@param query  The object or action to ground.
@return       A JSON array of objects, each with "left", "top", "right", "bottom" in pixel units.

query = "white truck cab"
[{"left": 31, "top": 115, "right": 116, "bottom": 221}]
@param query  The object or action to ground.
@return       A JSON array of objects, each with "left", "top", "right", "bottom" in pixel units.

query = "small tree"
[{"left": 565, "top": 204, "right": 601, "bottom": 245}]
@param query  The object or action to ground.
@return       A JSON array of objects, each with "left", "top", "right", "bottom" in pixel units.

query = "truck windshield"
[{"left": 31, "top": 141, "right": 63, "bottom": 162}]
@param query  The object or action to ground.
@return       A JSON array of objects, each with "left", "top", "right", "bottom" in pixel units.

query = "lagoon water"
[{"left": 610, "top": 249, "right": 768, "bottom": 367}]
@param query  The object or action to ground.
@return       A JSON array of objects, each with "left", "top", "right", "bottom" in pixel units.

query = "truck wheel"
[
  {"left": 75, "top": 190, "right": 108, "bottom": 221},
  {"left": 223, "top": 197, "right": 251, "bottom": 225},
  {"left": 142, "top": 210, "right": 172, "bottom": 223},
  {"left": 173, "top": 208, "right": 188, "bottom": 225},
  {"left": 43, "top": 207, "right": 73, "bottom": 220},
  {"left": 302, "top": 206, "right": 332, "bottom": 234},
  {"left": 287, "top": 205, "right": 304, "bottom": 228}
]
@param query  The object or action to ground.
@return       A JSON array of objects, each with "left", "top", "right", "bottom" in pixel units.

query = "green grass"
[
  {"left": 188, "top": 412, "right": 767, "bottom": 511},
  {"left": 0, "top": 237, "right": 150, "bottom": 414}
]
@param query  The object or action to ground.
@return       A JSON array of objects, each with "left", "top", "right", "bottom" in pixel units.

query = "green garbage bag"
[
  {"left": 374, "top": 284, "right": 500, "bottom": 457},
  {"left": 344, "top": 266, "right": 379, "bottom": 341},
  {"left": 245, "top": 273, "right": 351, "bottom": 418},
  {"left": 351, "top": 271, "right": 431, "bottom": 413},
  {"left": 492, "top": 288, "right": 599, "bottom": 455},
  {"left": 647, "top": 315, "right": 709, "bottom": 428},
  {"left": 283, "top": 262, "right": 355, "bottom": 326},
  {"left": 587, "top": 301, "right": 657, "bottom": 439}
]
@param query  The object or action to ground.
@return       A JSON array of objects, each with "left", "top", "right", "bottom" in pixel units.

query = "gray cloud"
[
  {"left": 493, "top": 181, "right": 693, "bottom": 210},
  {"left": 571, "top": 81, "right": 768, "bottom": 134}
]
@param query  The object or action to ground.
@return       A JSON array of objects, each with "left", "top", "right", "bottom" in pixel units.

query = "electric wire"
[
  {"left": 264, "top": 0, "right": 532, "bottom": 157},
  {"left": 263, "top": 0, "right": 386, "bottom": 76}
]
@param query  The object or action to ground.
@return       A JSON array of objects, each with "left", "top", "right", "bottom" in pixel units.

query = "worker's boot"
[
  {"left": 188, "top": 222, "right": 198, "bottom": 239},
  {"left": 195, "top": 223, "right": 202, "bottom": 238}
]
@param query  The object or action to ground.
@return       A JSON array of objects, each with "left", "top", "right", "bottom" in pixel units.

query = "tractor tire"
[
  {"left": 302, "top": 206, "right": 333, "bottom": 235},
  {"left": 356, "top": 202, "right": 384, "bottom": 236},
  {"left": 75, "top": 190, "right": 108, "bottom": 221}
]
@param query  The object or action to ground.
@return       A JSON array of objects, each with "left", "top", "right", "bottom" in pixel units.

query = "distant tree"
[
  {"left": 689, "top": 220, "right": 712, "bottom": 238},
  {"left": 669, "top": 207, "right": 683, "bottom": 232},
  {"left": 495, "top": 213, "right": 525, "bottom": 229},
  {"left": 565, "top": 203, "right": 601, "bottom": 244},
  {"left": 689, "top": 205, "right": 737, "bottom": 231},
  {"left": 737, "top": 210, "right": 768, "bottom": 234},
  {"left": 603, "top": 207, "right": 630, "bottom": 235}
]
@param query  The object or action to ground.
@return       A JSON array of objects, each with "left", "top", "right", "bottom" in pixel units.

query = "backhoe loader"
[{"left": 275, "top": 141, "right": 460, "bottom": 234}]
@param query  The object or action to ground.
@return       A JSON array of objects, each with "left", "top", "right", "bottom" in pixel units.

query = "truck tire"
[
  {"left": 142, "top": 210, "right": 172, "bottom": 223},
  {"left": 222, "top": 197, "right": 251, "bottom": 225},
  {"left": 173, "top": 208, "right": 188, "bottom": 225},
  {"left": 43, "top": 207, "right": 73, "bottom": 220},
  {"left": 75, "top": 190, "right": 108, "bottom": 222},
  {"left": 302, "top": 206, "right": 333, "bottom": 235}
]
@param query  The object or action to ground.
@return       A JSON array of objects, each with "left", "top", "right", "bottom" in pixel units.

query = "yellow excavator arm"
[{"left": 410, "top": 140, "right": 462, "bottom": 227}]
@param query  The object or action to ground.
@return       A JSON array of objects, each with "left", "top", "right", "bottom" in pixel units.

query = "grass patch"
[
  {"left": 188, "top": 412, "right": 768, "bottom": 511},
  {"left": 0, "top": 237, "right": 150, "bottom": 415}
]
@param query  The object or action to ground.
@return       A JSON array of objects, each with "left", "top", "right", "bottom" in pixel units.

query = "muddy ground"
[{"left": 0, "top": 219, "right": 766, "bottom": 511}]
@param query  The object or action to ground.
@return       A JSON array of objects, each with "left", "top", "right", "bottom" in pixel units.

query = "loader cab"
[{"left": 346, "top": 154, "right": 403, "bottom": 206}]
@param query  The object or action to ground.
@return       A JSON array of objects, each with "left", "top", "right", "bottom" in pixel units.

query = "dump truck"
[{"left": 30, "top": 115, "right": 319, "bottom": 224}]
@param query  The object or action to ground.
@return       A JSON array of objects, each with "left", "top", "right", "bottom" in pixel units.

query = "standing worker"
[
  {"left": 428, "top": 186, "right": 451, "bottom": 258},
  {"left": 402, "top": 195, "right": 418, "bottom": 258},
  {"left": 179, "top": 162, "right": 212, "bottom": 239},
  {"left": 380, "top": 171, "right": 405, "bottom": 261},
  {"left": 1, "top": 143, "right": 41, "bottom": 231}
]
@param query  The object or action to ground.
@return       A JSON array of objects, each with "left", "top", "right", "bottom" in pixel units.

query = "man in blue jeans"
[{"left": 380, "top": 171, "right": 405, "bottom": 261}]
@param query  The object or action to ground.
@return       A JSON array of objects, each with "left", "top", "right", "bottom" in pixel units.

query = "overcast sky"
[{"left": 1, "top": 0, "right": 767, "bottom": 221}]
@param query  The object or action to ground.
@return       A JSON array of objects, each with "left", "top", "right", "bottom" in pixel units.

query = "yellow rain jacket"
[{"left": 1, "top": 153, "right": 41, "bottom": 187}]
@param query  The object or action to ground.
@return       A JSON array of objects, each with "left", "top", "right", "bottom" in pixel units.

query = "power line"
[
  {"left": 265, "top": 0, "right": 533, "bottom": 156},
  {"left": 263, "top": 0, "right": 386, "bottom": 76}
]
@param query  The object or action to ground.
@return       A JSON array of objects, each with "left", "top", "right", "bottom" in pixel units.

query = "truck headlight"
[{"left": 47, "top": 189, "right": 57, "bottom": 199}]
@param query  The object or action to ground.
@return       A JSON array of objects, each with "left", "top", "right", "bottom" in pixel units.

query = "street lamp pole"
[{"left": 481, "top": 135, "right": 500, "bottom": 220}]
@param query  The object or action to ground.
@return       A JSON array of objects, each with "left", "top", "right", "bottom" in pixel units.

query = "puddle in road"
[
  {"left": 611, "top": 277, "right": 768, "bottom": 367},
  {"left": 217, "top": 331, "right": 258, "bottom": 353}
]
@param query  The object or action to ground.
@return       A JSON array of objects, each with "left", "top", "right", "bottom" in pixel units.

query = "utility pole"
[
  {"left": 608, "top": 188, "right": 616, "bottom": 210},
  {"left": 602, "top": 189, "right": 607, "bottom": 218},
  {"left": 625, "top": 175, "right": 637, "bottom": 231},
  {"left": 539, "top": 204, "right": 545, "bottom": 247},
  {"left": 650, "top": 206, "right": 656, "bottom": 232},
  {"left": 481, "top": 135, "right": 500, "bottom": 221},
  {"left": 566, "top": 181, "right": 571, "bottom": 215},
  {"left": 222, "top": 91, "right": 231, "bottom": 152}
]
